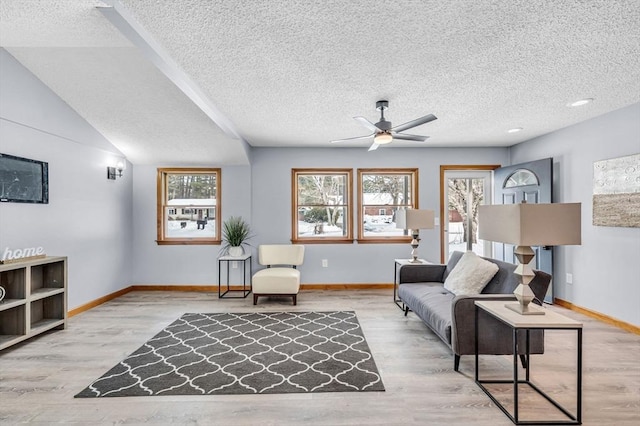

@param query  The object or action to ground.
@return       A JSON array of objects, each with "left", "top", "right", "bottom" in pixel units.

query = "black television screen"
[{"left": 0, "top": 153, "right": 49, "bottom": 204}]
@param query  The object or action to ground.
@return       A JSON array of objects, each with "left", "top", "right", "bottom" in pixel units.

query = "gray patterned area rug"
[{"left": 75, "top": 311, "right": 384, "bottom": 397}]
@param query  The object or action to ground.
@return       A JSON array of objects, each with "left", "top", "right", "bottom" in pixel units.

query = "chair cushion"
[
  {"left": 252, "top": 268, "right": 300, "bottom": 294},
  {"left": 444, "top": 251, "right": 499, "bottom": 296}
]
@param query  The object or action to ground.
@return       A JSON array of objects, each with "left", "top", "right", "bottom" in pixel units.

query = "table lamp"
[
  {"left": 478, "top": 202, "right": 581, "bottom": 315},
  {"left": 396, "top": 209, "right": 435, "bottom": 263}
]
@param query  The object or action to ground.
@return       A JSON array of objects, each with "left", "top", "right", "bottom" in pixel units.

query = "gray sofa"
[{"left": 398, "top": 251, "right": 552, "bottom": 371}]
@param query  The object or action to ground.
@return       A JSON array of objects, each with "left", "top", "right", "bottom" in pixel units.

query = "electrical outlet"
[
  {"left": 232, "top": 261, "right": 238, "bottom": 269},
  {"left": 566, "top": 273, "right": 573, "bottom": 284},
  {"left": 322, "top": 259, "right": 328, "bottom": 268}
]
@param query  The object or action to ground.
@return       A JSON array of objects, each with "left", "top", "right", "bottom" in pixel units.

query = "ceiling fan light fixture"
[{"left": 374, "top": 132, "right": 393, "bottom": 144}]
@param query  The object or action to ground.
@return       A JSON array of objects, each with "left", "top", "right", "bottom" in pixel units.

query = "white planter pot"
[{"left": 228, "top": 246, "right": 244, "bottom": 257}]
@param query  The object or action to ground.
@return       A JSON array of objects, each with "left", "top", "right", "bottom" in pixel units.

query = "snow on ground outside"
[
  {"left": 166, "top": 219, "right": 215, "bottom": 238},
  {"left": 298, "top": 218, "right": 404, "bottom": 237}
]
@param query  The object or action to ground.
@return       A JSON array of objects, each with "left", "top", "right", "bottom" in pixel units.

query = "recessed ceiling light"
[
  {"left": 507, "top": 127, "right": 523, "bottom": 133},
  {"left": 567, "top": 98, "right": 594, "bottom": 107}
]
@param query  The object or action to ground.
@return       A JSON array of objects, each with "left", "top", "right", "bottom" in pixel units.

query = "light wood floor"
[{"left": 0, "top": 290, "right": 638, "bottom": 425}]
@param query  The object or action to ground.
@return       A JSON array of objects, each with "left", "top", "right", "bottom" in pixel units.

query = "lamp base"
[{"left": 504, "top": 302, "right": 545, "bottom": 315}]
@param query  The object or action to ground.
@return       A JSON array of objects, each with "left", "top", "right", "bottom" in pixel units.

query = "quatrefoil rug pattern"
[{"left": 75, "top": 311, "right": 384, "bottom": 397}]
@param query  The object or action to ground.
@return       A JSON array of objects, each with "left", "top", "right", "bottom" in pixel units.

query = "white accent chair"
[{"left": 252, "top": 244, "right": 305, "bottom": 305}]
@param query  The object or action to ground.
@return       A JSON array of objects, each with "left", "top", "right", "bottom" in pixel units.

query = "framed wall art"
[{"left": 593, "top": 153, "right": 639, "bottom": 228}]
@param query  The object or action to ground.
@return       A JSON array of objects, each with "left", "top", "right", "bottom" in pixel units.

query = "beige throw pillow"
[{"left": 444, "top": 251, "right": 499, "bottom": 296}]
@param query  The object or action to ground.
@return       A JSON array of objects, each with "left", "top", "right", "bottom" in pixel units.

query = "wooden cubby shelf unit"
[{"left": 0, "top": 256, "right": 67, "bottom": 351}]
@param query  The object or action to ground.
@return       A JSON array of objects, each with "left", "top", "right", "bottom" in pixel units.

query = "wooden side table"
[
  {"left": 393, "top": 258, "right": 429, "bottom": 310},
  {"left": 474, "top": 300, "right": 583, "bottom": 425},
  {"left": 218, "top": 254, "right": 252, "bottom": 298}
]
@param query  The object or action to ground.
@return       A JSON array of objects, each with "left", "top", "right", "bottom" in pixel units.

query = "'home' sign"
[{"left": 1, "top": 246, "right": 46, "bottom": 264}]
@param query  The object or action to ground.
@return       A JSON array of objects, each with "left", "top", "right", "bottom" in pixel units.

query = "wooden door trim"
[{"left": 439, "top": 165, "right": 500, "bottom": 263}]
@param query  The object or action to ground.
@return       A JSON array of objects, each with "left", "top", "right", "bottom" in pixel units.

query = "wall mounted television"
[{"left": 0, "top": 153, "right": 49, "bottom": 204}]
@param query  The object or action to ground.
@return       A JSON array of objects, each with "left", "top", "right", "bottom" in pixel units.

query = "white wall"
[
  {"left": 0, "top": 49, "right": 133, "bottom": 310},
  {"left": 510, "top": 102, "right": 640, "bottom": 326}
]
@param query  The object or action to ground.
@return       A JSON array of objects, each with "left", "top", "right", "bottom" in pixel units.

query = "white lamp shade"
[
  {"left": 478, "top": 203, "right": 581, "bottom": 246},
  {"left": 396, "top": 209, "right": 435, "bottom": 230}
]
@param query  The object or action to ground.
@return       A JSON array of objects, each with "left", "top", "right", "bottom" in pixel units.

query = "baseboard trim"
[
  {"left": 129, "top": 283, "right": 394, "bottom": 291},
  {"left": 301, "top": 283, "right": 394, "bottom": 290},
  {"left": 68, "top": 287, "right": 132, "bottom": 318},
  {"left": 68, "top": 288, "right": 639, "bottom": 335},
  {"left": 554, "top": 298, "right": 640, "bottom": 335},
  {"left": 68, "top": 283, "right": 393, "bottom": 317},
  {"left": 130, "top": 285, "right": 218, "bottom": 292}
]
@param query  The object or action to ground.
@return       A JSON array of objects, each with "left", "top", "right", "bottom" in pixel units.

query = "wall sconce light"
[{"left": 107, "top": 161, "right": 125, "bottom": 180}]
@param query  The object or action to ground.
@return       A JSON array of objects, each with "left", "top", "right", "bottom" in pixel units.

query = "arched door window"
[{"left": 503, "top": 169, "right": 539, "bottom": 188}]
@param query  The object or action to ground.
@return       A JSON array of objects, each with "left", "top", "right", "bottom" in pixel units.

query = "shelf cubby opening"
[
  {"left": 0, "top": 268, "right": 26, "bottom": 300},
  {"left": 30, "top": 261, "right": 65, "bottom": 293},
  {"left": 30, "top": 293, "right": 65, "bottom": 330},
  {"left": 0, "top": 304, "right": 26, "bottom": 337}
]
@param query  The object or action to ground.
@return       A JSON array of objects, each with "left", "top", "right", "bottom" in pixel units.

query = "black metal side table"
[
  {"left": 474, "top": 300, "right": 583, "bottom": 425},
  {"left": 218, "top": 254, "right": 252, "bottom": 298}
]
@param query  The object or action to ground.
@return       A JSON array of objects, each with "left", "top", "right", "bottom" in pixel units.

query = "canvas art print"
[{"left": 592, "top": 153, "right": 640, "bottom": 228}]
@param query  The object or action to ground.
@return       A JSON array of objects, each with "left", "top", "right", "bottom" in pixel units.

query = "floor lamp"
[
  {"left": 396, "top": 209, "right": 435, "bottom": 263},
  {"left": 478, "top": 202, "right": 581, "bottom": 315}
]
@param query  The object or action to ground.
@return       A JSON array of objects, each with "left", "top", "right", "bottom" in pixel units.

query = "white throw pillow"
[{"left": 444, "top": 251, "right": 499, "bottom": 296}]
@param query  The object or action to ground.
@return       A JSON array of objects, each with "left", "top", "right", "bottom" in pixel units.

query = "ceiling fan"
[{"left": 331, "top": 100, "right": 437, "bottom": 151}]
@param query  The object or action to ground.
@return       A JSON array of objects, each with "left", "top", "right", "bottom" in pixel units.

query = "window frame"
[
  {"left": 156, "top": 167, "right": 221, "bottom": 245},
  {"left": 357, "top": 168, "right": 419, "bottom": 243},
  {"left": 291, "top": 168, "right": 354, "bottom": 244}
]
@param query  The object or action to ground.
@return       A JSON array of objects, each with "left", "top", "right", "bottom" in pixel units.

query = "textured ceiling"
[{"left": 1, "top": 0, "right": 639, "bottom": 164}]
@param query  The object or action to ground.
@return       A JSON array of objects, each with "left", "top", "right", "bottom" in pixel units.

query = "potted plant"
[{"left": 221, "top": 216, "right": 252, "bottom": 257}]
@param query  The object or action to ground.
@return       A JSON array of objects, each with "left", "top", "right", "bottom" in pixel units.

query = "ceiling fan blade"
[
  {"left": 391, "top": 114, "right": 437, "bottom": 133},
  {"left": 330, "top": 134, "right": 374, "bottom": 144},
  {"left": 354, "top": 116, "right": 380, "bottom": 132},
  {"left": 391, "top": 133, "right": 429, "bottom": 142},
  {"left": 368, "top": 142, "right": 380, "bottom": 151}
]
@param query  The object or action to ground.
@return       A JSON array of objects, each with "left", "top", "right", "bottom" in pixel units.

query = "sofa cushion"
[
  {"left": 398, "top": 283, "right": 454, "bottom": 345},
  {"left": 444, "top": 251, "right": 499, "bottom": 295}
]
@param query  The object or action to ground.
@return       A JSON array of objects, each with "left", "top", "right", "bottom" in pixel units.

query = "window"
[
  {"left": 157, "top": 168, "right": 221, "bottom": 245},
  {"left": 358, "top": 168, "right": 418, "bottom": 242},
  {"left": 292, "top": 169, "right": 353, "bottom": 243},
  {"left": 504, "top": 169, "right": 539, "bottom": 188}
]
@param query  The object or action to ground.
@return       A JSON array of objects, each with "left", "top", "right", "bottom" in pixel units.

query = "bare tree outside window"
[
  {"left": 448, "top": 178, "right": 484, "bottom": 245},
  {"left": 358, "top": 168, "right": 418, "bottom": 242},
  {"left": 292, "top": 169, "right": 353, "bottom": 243}
]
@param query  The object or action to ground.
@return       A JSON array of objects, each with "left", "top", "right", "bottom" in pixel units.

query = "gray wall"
[
  {"left": 4, "top": 44, "right": 638, "bottom": 326},
  {"left": 129, "top": 147, "right": 508, "bottom": 286},
  {"left": 131, "top": 164, "right": 252, "bottom": 284},
  {"left": 249, "top": 147, "right": 509, "bottom": 284},
  {"left": 509, "top": 102, "right": 640, "bottom": 326},
  {"left": 0, "top": 49, "right": 133, "bottom": 310}
]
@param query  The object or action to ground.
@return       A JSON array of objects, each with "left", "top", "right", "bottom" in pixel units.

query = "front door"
[{"left": 493, "top": 158, "right": 553, "bottom": 302}]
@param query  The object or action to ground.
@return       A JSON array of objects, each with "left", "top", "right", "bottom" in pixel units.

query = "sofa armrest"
[
  {"left": 451, "top": 294, "right": 545, "bottom": 356},
  {"left": 452, "top": 294, "right": 515, "bottom": 355},
  {"left": 399, "top": 264, "right": 447, "bottom": 284}
]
